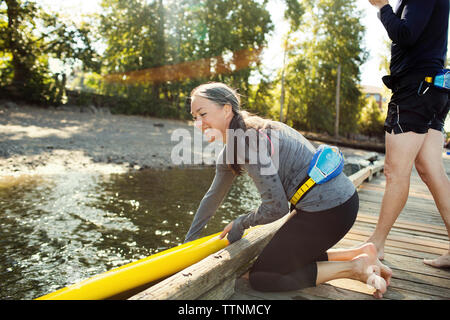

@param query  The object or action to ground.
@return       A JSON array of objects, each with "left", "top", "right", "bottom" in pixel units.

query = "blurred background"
[{"left": 2, "top": 0, "right": 447, "bottom": 139}]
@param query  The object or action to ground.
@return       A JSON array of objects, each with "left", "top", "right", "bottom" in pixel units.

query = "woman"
[{"left": 185, "top": 82, "right": 392, "bottom": 298}]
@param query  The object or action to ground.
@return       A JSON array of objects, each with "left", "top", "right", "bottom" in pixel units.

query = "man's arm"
[
  {"left": 369, "top": 0, "right": 389, "bottom": 10},
  {"left": 373, "top": 0, "right": 437, "bottom": 47}
]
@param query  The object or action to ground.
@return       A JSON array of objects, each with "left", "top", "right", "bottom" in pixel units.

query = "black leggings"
[{"left": 249, "top": 191, "right": 359, "bottom": 292}]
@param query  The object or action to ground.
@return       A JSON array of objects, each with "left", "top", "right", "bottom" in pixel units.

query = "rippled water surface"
[
  {"left": 0, "top": 167, "right": 261, "bottom": 299},
  {"left": 1, "top": 163, "right": 360, "bottom": 300}
]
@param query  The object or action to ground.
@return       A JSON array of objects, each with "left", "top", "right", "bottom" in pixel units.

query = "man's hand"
[{"left": 369, "top": 0, "right": 389, "bottom": 10}]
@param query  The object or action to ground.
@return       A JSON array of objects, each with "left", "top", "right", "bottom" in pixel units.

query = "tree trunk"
[
  {"left": 6, "top": 0, "right": 32, "bottom": 88},
  {"left": 334, "top": 64, "right": 341, "bottom": 138}
]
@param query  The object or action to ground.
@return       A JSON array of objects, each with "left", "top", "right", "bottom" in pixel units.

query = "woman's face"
[{"left": 190, "top": 95, "right": 233, "bottom": 143}]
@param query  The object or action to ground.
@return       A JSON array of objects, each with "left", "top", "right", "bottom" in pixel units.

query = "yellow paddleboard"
[{"left": 36, "top": 231, "right": 232, "bottom": 300}]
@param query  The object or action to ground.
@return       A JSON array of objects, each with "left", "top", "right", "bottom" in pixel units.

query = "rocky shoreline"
[
  {"left": 0, "top": 102, "right": 382, "bottom": 181},
  {"left": 0, "top": 102, "right": 212, "bottom": 179}
]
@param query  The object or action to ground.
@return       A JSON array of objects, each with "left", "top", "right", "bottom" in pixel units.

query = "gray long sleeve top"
[{"left": 184, "top": 121, "right": 356, "bottom": 243}]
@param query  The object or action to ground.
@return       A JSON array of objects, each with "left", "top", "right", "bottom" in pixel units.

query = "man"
[{"left": 367, "top": 0, "right": 450, "bottom": 268}]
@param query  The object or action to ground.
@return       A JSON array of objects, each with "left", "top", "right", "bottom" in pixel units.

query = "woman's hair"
[{"left": 190, "top": 82, "right": 274, "bottom": 176}]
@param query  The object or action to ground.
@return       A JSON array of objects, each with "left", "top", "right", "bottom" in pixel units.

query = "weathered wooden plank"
[
  {"left": 334, "top": 238, "right": 441, "bottom": 261},
  {"left": 344, "top": 232, "right": 448, "bottom": 256},
  {"left": 198, "top": 277, "right": 235, "bottom": 300},
  {"left": 326, "top": 278, "right": 447, "bottom": 300},
  {"left": 388, "top": 267, "right": 450, "bottom": 291},
  {"left": 358, "top": 196, "right": 438, "bottom": 214},
  {"left": 352, "top": 218, "right": 447, "bottom": 241},
  {"left": 382, "top": 252, "right": 450, "bottom": 280},
  {"left": 351, "top": 220, "right": 449, "bottom": 244},
  {"left": 358, "top": 202, "right": 445, "bottom": 227},
  {"left": 128, "top": 215, "right": 290, "bottom": 300},
  {"left": 348, "top": 167, "right": 372, "bottom": 187},
  {"left": 358, "top": 183, "right": 436, "bottom": 202},
  {"left": 352, "top": 220, "right": 448, "bottom": 242},
  {"left": 357, "top": 196, "right": 436, "bottom": 212},
  {"left": 358, "top": 192, "right": 440, "bottom": 213},
  {"left": 359, "top": 183, "right": 436, "bottom": 201},
  {"left": 356, "top": 213, "right": 448, "bottom": 236},
  {"left": 388, "top": 275, "right": 450, "bottom": 298},
  {"left": 325, "top": 279, "right": 375, "bottom": 296},
  {"left": 347, "top": 227, "right": 449, "bottom": 250}
]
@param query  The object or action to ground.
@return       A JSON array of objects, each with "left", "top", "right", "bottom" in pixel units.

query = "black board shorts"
[{"left": 384, "top": 74, "right": 449, "bottom": 135}]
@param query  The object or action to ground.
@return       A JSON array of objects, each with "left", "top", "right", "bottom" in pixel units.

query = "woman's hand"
[
  {"left": 219, "top": 222, "right": 233, "bottom": 240},
  {"left": 219, "top": 220, "right": 245, "bottom": 243}
]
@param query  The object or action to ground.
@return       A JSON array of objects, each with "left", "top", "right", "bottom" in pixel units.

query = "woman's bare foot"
[
  {"left": 350, "top": 243, "right": 393, "bottom": 298},
  {"left": 352, "top": 253, "right": 387, "bottom": 299},
  {"left": 423, "top": 252, "right": 450, "bottom": 268},
  {"left": 329, "top": 243, "right": 392, "bottom": 287},
  {"left": 359, "top": 243, "right": 392, "bottom": 286}
]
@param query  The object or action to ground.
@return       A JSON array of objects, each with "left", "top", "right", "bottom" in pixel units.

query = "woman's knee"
[{"left": 248, "top": 270, "right": 276, "bottom": 292}]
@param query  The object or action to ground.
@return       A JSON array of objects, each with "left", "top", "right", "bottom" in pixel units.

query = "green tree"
[
  {"left": 358, "top": 96, "right": 385, "bottom": 138},
  {"left": 283, "top": 0, "right": 367, "bottom": 135},
  {"left": 0, "top": 0, "right": 100, "bottom": 104},
  {"left": 97, "top": 0, "right": 274, "bottom": 117}
]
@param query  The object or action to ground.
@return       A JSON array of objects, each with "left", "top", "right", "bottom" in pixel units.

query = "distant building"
[{"left": 362, "top": 85, "right": 385, "bottom": 111}]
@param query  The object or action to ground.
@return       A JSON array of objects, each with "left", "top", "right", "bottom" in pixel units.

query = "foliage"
[
  {"left": 0, "top": 0, "right": 384, "bottom": 139},
  {"left": 358, "top": 96, "right": 385, "bottom": 138},
  {"left": 0, "top": 0, "right": 100, "bottom": 104},
  {"left": 94, "top": 0, "right": 274, "bottom": 117},
  {"left": 282, "top": 0, "right": 368, "bottom": 136}
]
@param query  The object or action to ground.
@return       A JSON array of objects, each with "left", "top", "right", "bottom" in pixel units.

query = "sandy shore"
[{"left": 0, "top": 102, "right": 381, "bottom": 181}]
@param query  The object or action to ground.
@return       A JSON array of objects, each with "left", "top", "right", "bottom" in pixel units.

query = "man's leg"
[
  {"left": 414, "top": 129, "right": 450, "bottom": 268},
  {"left": 367, "top": 131, "right": 426, "bottom": 260}
]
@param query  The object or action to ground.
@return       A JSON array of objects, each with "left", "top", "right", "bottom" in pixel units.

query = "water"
[
  {"left": 0, "top": 167, "right": 261, "bottom": 300},
  {"left": 0, "top": 163, "right": 361, "bottom": 300}
]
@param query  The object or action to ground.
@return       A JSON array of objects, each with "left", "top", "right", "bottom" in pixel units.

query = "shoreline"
[
  {"left": 0, "top": 103, "right": 383, "bottom": 182},
  {"left": 0, "top": 103, "right": 212, "bottom": 179}
]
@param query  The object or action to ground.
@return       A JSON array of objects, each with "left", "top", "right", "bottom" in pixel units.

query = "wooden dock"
[
  {"left": 231, "top": 154, "right": 450, "bottom": 300},
  {"left": 130, "top": 154, "right": 450, "bottom": 300}
]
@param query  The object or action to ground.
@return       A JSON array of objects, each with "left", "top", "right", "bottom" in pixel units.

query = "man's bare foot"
[
  {"left": 352, "top": 253, "right": 387, "bottom": 299},
  {"left": 423, "top": 252, "right": 450, "bottom": 268},
  {"left": 376, "top": 246, "right": 385, "bottom": 261},
  {"left": 364, "top": 237, "right": 385, "bottom": 260}
]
